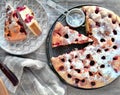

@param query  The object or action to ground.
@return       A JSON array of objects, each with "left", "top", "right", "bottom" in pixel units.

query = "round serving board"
[{"left": 46, "top": 5, "right": 120, "bottom": 89}]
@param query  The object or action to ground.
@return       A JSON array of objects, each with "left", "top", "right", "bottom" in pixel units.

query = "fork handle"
[{"left": 0, "top": 63, "right": 19, "bottom": 86}]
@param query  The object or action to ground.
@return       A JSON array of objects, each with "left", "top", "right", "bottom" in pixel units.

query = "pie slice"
[
  {"left": 4, "top": 4, "right": 27, "bottom": 42},
  {"left": 52, "top": 22, "right": 93, "bottom": 47},
  {"left": 17, "top": 5, "right": 42, "bottom": 36}
]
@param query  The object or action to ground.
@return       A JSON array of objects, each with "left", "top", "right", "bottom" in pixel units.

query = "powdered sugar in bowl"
[{"left": 66, "top": 8, "right": 85, "bottom": 28}]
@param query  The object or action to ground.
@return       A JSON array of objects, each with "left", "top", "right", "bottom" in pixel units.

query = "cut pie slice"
[
  {"left": 4, "top": 4, "right": 27, "bottom": 42},
  {"left": 52, "top": 22, "right": 93, "bottom": 47},
  {"left": 17, "top": 5, "right": 42, "bottom": 36}
]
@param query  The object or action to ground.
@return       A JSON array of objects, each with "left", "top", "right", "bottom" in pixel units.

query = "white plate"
[{"left": 0, "top": 0, "right": 48, "bottom": 55}]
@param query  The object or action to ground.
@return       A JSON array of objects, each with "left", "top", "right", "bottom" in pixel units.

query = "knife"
[
  {"left": 0, "top": 57, "right": 19, "bottom": 86},
  {"left": 0, "top": 78, "right": 9, "bottom": 95}
]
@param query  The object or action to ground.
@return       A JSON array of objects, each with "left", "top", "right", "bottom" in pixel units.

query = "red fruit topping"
[
  {"left": 112, "top": 20, "right": 116, "bottom": 24},
  {"left": 96, "top": 22, "right": 100, "bottom": 27},
  {"left": 20, "top": 27, "right": 27, "bottom": 35},
  {"left": 91, "top": 81, "right": 96, "bottom": 86},
  {"left": 79, "top": 34, "right": 81, "bottom": 36},
  {"left": 17, "top": 6, "right": 26, "bottom": 11},
  {"left": 108, "top": 14, "right": 112, "bottom": 18},
  {"left": 75, "top": 78, "right": 80, "bottom": 84},
  {"left": 24, "top": 14, "right": 33, "bottom": 23},
  {"left": 75, "top": 69, "right": 81, "bottom": 73},
  {"left": 70, "top": 66, "right": 73, "bottom": 69},
  {"left": 61, "top": 58, "right": 65, "bottom": 62},
  {"left": 17, "top": 21, "right": 23, "bottom": 26},
  {"left": 90, "top": 60, "right": 95, "bottom": 66},
  {"left": 13, "top": 12, "right": 18, "bottom": 18},
  {"left": 95, "top": 7, "right": 99, "bottom": 14},
  {"left": 67, "top": 74, "right": 72, "bottom": 78},
  {"left": 113, "top": 45, "right": 117, "bottom": 49},
  {"left": 100, "top": 64, "right": 105, "bottom": 68},
  {"left": 81, "top": 79, "right": 85, "bottom": 83},
  {"left": 86, "top": 54, "right": 91, "bottom": 59},
  {"left": 59, "top": 66, "right": 64, "bottom": 71},
  {"left": 53, "top": 43, "right": 60, "bottom": 46},
  {"left": 113, "top": 29, "right": 117, "bottom": 35},
  {"left": 113, "top": 56, "right": 118, "bottom": 60},
  {"left": 64, "top": 34, "right": 69, "bottom": 38}
]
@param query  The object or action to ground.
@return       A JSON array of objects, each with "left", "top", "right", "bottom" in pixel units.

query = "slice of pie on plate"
[
  {"left": 52, "top": 22, "right": 93, "bottom": 47},
  {"left": 17, "top": 5, "right": 42, "bottom": 36},
  {"left": 4, "top": 4, "right": 27, "bottom": 42}
]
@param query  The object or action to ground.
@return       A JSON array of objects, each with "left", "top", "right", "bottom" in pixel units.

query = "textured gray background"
[{"left": 1, "top": 0, "right": 120, "bottom": 95}]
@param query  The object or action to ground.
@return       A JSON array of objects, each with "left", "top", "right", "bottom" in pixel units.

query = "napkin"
[{"left": 0, "top": 56, "right": 65, "bottom": 95}]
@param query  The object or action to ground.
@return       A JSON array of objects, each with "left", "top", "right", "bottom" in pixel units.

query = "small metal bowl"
[{"left": 66, "top": 8, "right": 85, "bottom": 28}]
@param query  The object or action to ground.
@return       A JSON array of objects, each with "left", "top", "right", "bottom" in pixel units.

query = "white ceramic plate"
[{"left": 0, "top": 0, "right": 48, "bottom": 55}]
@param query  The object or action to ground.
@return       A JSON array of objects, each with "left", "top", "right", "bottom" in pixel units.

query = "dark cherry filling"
[
  {"left": 79, "top": 34, "right": 81, "bottom": 36},
  {"left": 68, "top": 59, "right": 72, "bottom": 62},
  {"left": 97, "top": 49, "right": 101, "bottom": 53},
  {"left": 20, "top": 27, "right": 25, "bottom": 33},
  {"left": 95, "top": 7, "right": 99, "bottom": 14},
  {"left": 111, "top": 38, "right": 115, "bottom": 42},
  {"left": 113, "top": 29, "right": 117, "bottom": 35},
  {"left": 100, "top": 38, "right": 105, "bottom": 42},
  {"left": 17, "top": 6, "right": 26, "bottom": 11},
  {"left": 75, "top": 78, "right": 80, "bottom": 84},
  {"left": 86, "top": 54, "right": 91, "bottom": 59},
  {"left": 113, "top": 45, "right": 117, "bottom": 49},
  {"left": 6, "top": 6, "right": 11, "bottom": 12},
  {"left": 100, "top": 64, "right": 105, "bottom": 68},
  {"left": 9, "top": 20, "right": 12, "bottom": 24},
  {"left": 81, "top": 79, "right": 85, "bottom": 83},
  {"left": 61, "top": 58, "right": 65, "bottom": 62},
  {"left": 84, "top": 66, "right": 89, "bottom": 68},
  {"left": 75, "top": 55, "right": 78, "bottom": 58},
  {"left": 96, "top": 22, "right": 100, "bottom": 27},
  {"left": 112, "top": 20, "right": 116, "bottom": 24},
  {"left": 90, "top": 60, "right": 95, "bottom": 66},
  {"left": 89, "top": 33, "right": 93, "bottom": 35},
  {"left": 67, "top": 74, "right": 72, "bottom": 78},
  {"left": 75, "top": 39, "right": 78, "bottom": 41},
  {"left": 59, "top": 66, "right": 64, "bottom": 71},
  {"left": 98, "top": 72, "right": 102, "bottom": 76},
  {"left": 17, "top": 21, "right": 23, "bottom": 26},
  {"left": 108, "top": 14, "right": 112, "bottom": 18},
  {"left": 64, "top": 34, "right": 69, "bottom": 38},
  {"left": 104, "top": 48, "right": 109, "bottom": 52},
  {"left": 101, "top": 56, "right": 106, "bottom": 60},
  {"left": 13, "top": 12, "right": 18, "bottom": 18},
  {"left": 7, "top": 33, "right": 11, "bottom": 37},
  {"left": 89, "top": 71, "right": 93, "bottom": 76},
  {"left": 113, "top": 56, "right": 118, "bottom": 60},
  {"left": 75, "top": 69, "right": 81, "bottom": 73},
  {"left": 70, "top": 66, "right": 73, "bottom": 69},
  {"left": 91, "top": 81, "right": 96, "bottom": 86}
]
